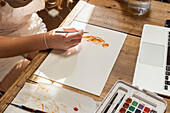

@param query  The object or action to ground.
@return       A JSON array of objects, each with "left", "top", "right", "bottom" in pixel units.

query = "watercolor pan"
[
  {"left": 138, "top": 104, "right": 144, "bottom": 109},
  {"left": 95, "top": 80, "right": 167, "bottom": 113}
]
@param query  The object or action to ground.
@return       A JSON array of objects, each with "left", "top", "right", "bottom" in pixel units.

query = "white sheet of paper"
[
  {"left": 4, "top": 83, "right": 97, "bottom": 113},
  {"left": 37, "top": 21, "right": 127, "bottom": 96}
]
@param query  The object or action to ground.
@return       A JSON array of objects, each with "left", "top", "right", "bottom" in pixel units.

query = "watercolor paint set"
[{"left": 95, "top": 80, "right": 167, "bottom": 113}]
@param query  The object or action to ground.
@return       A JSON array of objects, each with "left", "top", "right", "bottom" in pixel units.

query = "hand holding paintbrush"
[{"left": 44, "top": 28, "right": 84, "bottom": 50}]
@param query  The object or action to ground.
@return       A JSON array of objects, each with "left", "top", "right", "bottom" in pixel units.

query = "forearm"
[
  {"left": 0, "top": 28, "right": 83, "bottom": 58},
  {"left": 0, "top": 34, "right": 46, "bottom": 58}
]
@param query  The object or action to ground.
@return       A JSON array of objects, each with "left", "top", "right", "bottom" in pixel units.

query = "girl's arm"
[
  {"left": 0, "top": 33, "right": 45, "bottom": 58},
  {"left": 0, "top": 30, "right": 83, "bottom": 58}
]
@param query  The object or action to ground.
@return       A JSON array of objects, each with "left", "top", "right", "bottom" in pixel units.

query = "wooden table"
[{"left": 1, "top": 0, "right": 170, "bottom": 112}]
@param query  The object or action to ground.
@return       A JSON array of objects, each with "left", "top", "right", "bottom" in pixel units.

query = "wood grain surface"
[{"left": 81, "top": 0, "right": 170, "bottom": 36}]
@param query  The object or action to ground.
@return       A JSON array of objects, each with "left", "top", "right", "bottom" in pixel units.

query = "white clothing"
[{"left": 0, "top": 0, "right": 47, "bottom": 82}]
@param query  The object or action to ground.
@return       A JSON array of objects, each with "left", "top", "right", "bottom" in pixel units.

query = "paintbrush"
[
  {"left": 103, "top": 92, "right": 118, "bottom": 113},
  {"left": 10, "top": 103, "right": 47, "bottom": 113},
  {"left": 112, "top": 94, "right": 125, "bottom": 113},
  {"left": 55, "top": 31, "right": 89, "bottom": 33}
]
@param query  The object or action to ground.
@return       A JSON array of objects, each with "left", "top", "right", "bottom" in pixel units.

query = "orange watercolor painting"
[
  {"left": 61, "top": 104, "right": 67, "bottom": 109},
  {"left": 63, "top": 28, "right": 109, "bottom": 47},
  {"left": 36, "top": 98, "right": 42, "bottom": 103},
  {"left": 83, "top": 36, "right": 109, "bottom": 47},
  {"left": 38, "top": 84, "right": 48, "bottom": 92},
  {"left": 45, "top": 105, "right": 50, "bottom": 112},
  {"left": 52, "top": 100, "right": 60, "bottom": 112},
  {"left": 42, "top": 104, "right": 44, "bottom": 110},
  {"left": 31, "top": 83, "right": 84, "bottom": 113}
]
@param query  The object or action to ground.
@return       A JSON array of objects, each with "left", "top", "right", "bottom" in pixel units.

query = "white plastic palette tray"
[{"left": 95, "top": 80, "right": 167, "bottom": 113}]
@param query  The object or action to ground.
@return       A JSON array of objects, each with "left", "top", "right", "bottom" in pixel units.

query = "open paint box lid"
[{"left": 95, "top": 80, "right": 167, "bottom": 113}]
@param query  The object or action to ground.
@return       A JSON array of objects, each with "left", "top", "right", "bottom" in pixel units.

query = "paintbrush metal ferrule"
[{"left": 55, "top": 31, "right": 88, "bottom": 33}]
